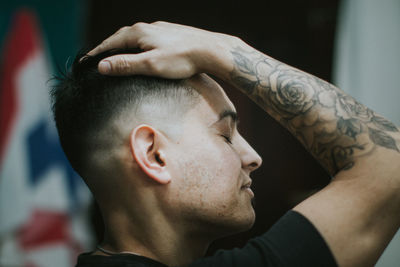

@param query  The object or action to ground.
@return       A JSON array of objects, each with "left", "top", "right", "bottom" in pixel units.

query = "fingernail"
[{"left": 99, "top": 60, "right": 111, "bottom": 74}]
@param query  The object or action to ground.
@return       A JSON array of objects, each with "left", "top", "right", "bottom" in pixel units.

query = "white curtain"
[{"left": 333, "top": 0, "right": 400, "bottom": 265}]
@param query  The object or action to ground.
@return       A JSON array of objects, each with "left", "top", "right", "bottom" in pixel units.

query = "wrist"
[{"left": 198, "top": 34, "right": 244, "bottom": 80}]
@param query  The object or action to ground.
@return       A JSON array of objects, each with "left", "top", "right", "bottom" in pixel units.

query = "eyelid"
[{"left": 221, "top": 134, "right": 233, "bottom": 144}]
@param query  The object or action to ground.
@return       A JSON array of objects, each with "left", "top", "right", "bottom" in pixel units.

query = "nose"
[{"left": 237, "top": 134, "right": 262, "bottom": 173}]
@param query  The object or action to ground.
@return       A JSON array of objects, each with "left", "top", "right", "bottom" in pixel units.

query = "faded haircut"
[{"left": 51, "top": 49, "right": 199, "bottom": 177}]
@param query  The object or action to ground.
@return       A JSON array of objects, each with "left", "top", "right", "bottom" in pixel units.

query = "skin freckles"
[{"left": 163, "top": 75, "right": 260, "bottom": 237}]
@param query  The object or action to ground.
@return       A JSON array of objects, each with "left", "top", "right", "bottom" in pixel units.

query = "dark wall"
[{"left": 86, "top": 0, "right": 339, "bottom": 254}]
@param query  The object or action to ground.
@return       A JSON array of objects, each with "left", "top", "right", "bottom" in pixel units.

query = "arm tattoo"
[{"left": 230, "top": 46, "right": 400, "bottom": 175}]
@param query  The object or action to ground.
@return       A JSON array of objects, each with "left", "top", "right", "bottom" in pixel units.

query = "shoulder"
[{"left": 188, "top": 211, "right": 337, "bottom": 267}]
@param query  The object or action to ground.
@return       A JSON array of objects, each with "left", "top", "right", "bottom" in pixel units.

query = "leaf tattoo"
[
  {"left": 372, "top": 116, "right": 399, "bottom": 132},
  {"left": 368, "top": 127, "right": 399, "bottom": 152}
]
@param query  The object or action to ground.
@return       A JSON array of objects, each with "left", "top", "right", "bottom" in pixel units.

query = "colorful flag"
[{"left": 0, "top": 9, "right": 92, "bottom": 267}]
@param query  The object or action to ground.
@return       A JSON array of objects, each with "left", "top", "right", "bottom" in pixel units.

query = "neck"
[{"left": 101, "top": 207, "right": 211, "bottom": 266}]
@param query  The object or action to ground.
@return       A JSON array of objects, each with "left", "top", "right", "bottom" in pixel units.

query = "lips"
[
  {"left": 241, "top": 179, "right": 254, "bottom": 197},
  {"left": 241, "top": 180, "right": 252, "bottom": 190}
]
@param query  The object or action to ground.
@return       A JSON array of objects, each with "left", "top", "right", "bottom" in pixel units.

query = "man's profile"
[
  {"left": 53, "top": 48, "right": 265, "bottom": 266},
  {"left": 52, "top": 22, "right": 400, "bottom": 267}
]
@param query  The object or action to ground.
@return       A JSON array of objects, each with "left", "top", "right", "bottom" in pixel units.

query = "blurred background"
[{"left": 0, "top": 0, "right": 399, "bottom": 266}]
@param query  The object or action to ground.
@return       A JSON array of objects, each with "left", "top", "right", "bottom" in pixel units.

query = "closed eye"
[{"left": 221, "top": 135, "right": 233, "bottom": 144}]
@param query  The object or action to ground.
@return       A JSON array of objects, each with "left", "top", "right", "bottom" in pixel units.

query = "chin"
[
  {"left": 238, "top": 209, "right": 256, "bottom": 231},
  {"left": 222, "top": 208, "right": 256, "bottom": 236},
  {"left": 197, "top": 210, "right": 255, "bottom": 239}
]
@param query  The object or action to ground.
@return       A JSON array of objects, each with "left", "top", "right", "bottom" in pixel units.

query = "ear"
[{"left": 130, "top": 124, "right": 171, "bottom": 184}]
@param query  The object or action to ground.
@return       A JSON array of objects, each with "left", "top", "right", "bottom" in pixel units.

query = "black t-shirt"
[{"left": 75, "top": 210, "right": 337, "bottom": 267}]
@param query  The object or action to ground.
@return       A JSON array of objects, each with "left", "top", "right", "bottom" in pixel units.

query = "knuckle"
[
  {"left": 131, "top": 22, "right": 147, "bottom": 31},
  {"left": 114, "top": 57, "right": 131, "bottom": 73},
  {"left": 152, "top": 21, "right": 166, "bottom": 26},
  {"left": 143, "top": 58, "right": 161, "bottom": 74},
  {"left": 117, "top": 26, "right": 130, "bottom": 34}
]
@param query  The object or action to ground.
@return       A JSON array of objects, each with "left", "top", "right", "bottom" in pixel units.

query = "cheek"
[{"left": 178, "top": 138, "right": 242, "bottom": 202}]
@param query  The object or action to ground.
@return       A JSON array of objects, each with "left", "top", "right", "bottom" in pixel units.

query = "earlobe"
[{"left": 130, "top": 125, "right": 171, "bottom": 184}]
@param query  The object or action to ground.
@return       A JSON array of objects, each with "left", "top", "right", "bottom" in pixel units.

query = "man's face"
[{"left": 164, "top": 74, "right": 262, "bottom": 237}]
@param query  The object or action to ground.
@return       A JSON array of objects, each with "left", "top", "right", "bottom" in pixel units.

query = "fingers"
[
  {"left": 98, "top": 50, "right": 161, "bottom": 76},
  {"left": 87, "top": 23, "right": 150, "bottom": 57},
  {"left": 98, "top": 50, "right": 195, "bottom": 79},
  {"left": 85, "top": 21, "right": 204, "bottom": 78}
]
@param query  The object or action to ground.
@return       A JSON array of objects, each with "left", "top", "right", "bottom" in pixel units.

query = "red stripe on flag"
[
  {"left": 18, "top": 210, "right": 69, "bottom": 250},
  {"left": 0, "top": 9, "right": 41, "bottom": 165}
]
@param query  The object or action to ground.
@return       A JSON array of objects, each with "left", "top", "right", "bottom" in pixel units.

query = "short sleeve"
[{"left": 188, "top": 210, "right": 337, "bottom": 267}]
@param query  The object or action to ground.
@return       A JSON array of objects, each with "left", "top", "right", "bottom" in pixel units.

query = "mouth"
[
  {"left": 241, "top": 180, "right": 252, "bottom": 189},
  {"left": 241, "top": 180, "right": 254, "bottom": 197}
]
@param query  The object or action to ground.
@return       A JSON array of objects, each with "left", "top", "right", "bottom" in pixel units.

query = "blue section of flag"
[{"left": 27, "top": 118, "right": 81, "bottom": 209}]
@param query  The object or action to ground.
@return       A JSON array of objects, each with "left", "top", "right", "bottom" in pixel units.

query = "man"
[{"left": 52, "top": 22, "right": 400, "bottom": 266}]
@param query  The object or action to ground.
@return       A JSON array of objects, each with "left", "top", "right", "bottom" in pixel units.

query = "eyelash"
[{"left": 221, "top": 135, "right": 233, "bottom": 144}]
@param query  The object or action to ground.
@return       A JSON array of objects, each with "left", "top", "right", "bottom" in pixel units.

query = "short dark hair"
[{"left": 51, "top": 49, "right": 198, "bottom": 177}]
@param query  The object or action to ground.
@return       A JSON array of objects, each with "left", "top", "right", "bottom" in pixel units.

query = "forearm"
[
  {"left": 220, "top": 42, "right": 400, "bottom": 177},
  {"left": 219, "top": 41, "right": 400, "bottom": 266}
]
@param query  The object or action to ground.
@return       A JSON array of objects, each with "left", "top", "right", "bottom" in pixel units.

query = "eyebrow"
[{"left": 218, "top": 110, "right": 238, "bottom": 124}]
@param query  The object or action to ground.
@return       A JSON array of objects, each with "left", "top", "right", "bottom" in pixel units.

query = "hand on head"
[{"left": 87, "top": 21, "right": 238, "bottom": 79}]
